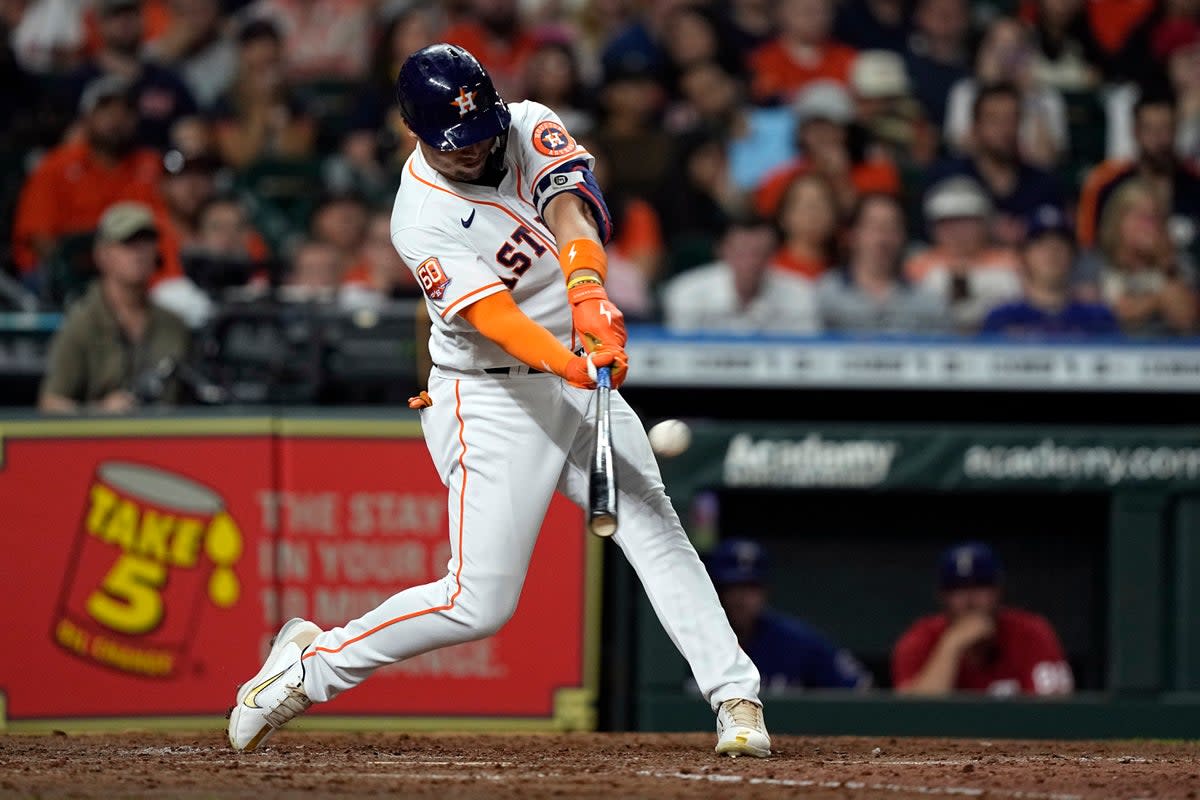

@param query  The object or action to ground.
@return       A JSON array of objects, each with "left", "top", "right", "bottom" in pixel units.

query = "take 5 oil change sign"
[{"left": 53, "top": 462, "right": 244, "bottom": 679}]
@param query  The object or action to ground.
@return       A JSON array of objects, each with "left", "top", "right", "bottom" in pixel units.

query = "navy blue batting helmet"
[{"left": 395, "top": 44, "right": 511, "bottom": 152}]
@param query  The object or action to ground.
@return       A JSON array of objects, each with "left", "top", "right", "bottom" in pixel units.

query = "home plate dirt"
[{"left": 2, "top": 732, "right": 1198, "bottom": 799}]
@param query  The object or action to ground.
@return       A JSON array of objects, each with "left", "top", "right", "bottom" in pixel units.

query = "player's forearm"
[
  {"left": 896, "top": 638, "right": 965, "bottom": 696},
  {"left": 544, "top": 194, "right": 606, "bottom": 284},
  {"left": 460, "top": 292, "right": 575, "bottom": 376}
]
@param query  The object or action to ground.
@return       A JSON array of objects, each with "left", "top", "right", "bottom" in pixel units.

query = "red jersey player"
[{"left": 891, "top": 542, "right": 1074, "bottom": 696}]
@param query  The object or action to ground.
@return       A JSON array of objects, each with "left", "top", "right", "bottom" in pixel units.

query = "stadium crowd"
[{"left": 3, "top": 0, "right": 1200, "bottom": 338}]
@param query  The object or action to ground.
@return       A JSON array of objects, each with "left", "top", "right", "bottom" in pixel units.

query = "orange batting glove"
[
  {"left": 568, "top": 280, "right": 627, "bottom": 351},
  {"left": 564, "top": 346, "right": 629, "bottom": 390}
]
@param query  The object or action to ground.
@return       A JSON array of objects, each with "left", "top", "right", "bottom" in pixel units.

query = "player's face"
[
  {"left": 421, "top": 137, "right": 497, "bottom": 182},
  {"left": 942, "top": 585, "right": 1000, "bottom": 621},
  {"left": 98, "top": 234, "right": 159, "bottom": 288}
]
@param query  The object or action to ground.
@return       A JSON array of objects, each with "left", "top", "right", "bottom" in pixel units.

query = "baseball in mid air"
[{"left": 648, "top": 419, "right": 692, "bottom": 457}]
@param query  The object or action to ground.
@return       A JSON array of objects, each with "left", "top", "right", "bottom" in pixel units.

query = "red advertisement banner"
[{"left": 0, "top": 419, "right": 591, "bottom": 727}]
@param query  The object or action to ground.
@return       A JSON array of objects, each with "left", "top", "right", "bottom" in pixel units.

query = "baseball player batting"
[{"left": 227, "top": 44, "right": 769, "bottom": 758}]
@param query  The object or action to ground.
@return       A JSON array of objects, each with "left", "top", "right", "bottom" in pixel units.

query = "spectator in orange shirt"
[
  {"left": 748, "top": 0, "right": 857, "bottom": 104},
  {"left": 754, "top": 80, "right": 901, "bottom": 219},
  {"left": 248, "top": 0, "right": 371, "bottom": 81},
  {"left": 13, "top": 75, "right": 164, "bottom": 278},
  {"left": 774, "top": 172, "right": 840, "bottom": 280},
  {"left": 443, "top": 0, "right": 538, "bottom": 99}
]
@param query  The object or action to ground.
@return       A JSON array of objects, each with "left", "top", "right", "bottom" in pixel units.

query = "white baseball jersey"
[
  {"left": 297, "top": 98, "right": 762, "bottom": 725},
  {"left": 391, "top": 100, "right": 592, "bottom": 370}
]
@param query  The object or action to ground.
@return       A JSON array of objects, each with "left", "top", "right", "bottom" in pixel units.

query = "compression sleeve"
[{"left": 460, "top": 291, "right": 577, "bottom": 376}]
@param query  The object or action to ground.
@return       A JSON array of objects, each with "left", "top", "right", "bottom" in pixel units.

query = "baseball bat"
[{"left": 588, "top": 365, "right": 619, "bottom": 537}]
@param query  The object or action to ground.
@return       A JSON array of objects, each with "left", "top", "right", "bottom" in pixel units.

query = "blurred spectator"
[
  {"left": 926, "top": 82, "right": 1066, "bottom": 247},
  {"left": 309, "top": 192, "right": 369, "bottom": 277},
  {"left": 656, "top": 132, "right": 743, "bottom": 271},
  {"left": 706, "top": 538, "right": 871, "bottom": 691},
  {"left": 1079, "top": 93, "right": 1200, "bottom": 254},
  {"left": 144, "top": 0, "right": 237, "bottom": 109},
  {"left": 747, "top": 0, "right": 857, "bottom": 104},
  {"left": 280, "top": 238, "right": 341, "bottom": 301},
  {"left": 523, "top": 40, "right": 595, "bottom": 136},
  {"left": 1019, "top": 0, "right": 1159, "bottom": 87},
  {"left": 944, "top": 18, "right": 1068, "bottom": 168},
  {"left": 722, "top": 0, "right": 775, "bottom": 62},
  {"left": 154, "top": 193, "right": 267, "bottom": 326},
  {"left": 850, "top": 49, "right": 938, "bottom": 168},
  {"left": 39, "top": 202, "right": 190, "bottom": 413},
  {"left": 583, "top": 139, "right": 662, "bottom": 320},
  {"left": 1156, "top": 19, "right": 1200, "bottom": 164},
  {"left": 68, "top": 0, "right": 199, "bottom": 151},
  {"left": 892, "top": 541, "right": 1074, "bottom": 696},
  {"left": 669, "top": 62, "right": 796, "bottom": 194},
  {"left": 1078, "top": 179, "right": 1198, "bottom": 335},
  {"left": 903, "top": 0, "right": 972, "bottom": 128},
  {"left": 773, "top": 172, "right": 840, "bottom": 280},
  {"left": 906, "top": 176, "right": 1021, "bottom": 332},
  {"left": 443, "top": 0, "right": 537, "bottom": 98},
  {"left": 13, "top": 75, "right": 164, "bottom": 276},
  {"left": 332, "top": 4, "right": 433, "bottom": 202},
  {"left": 341, "top": 209, "right": 421, "bottom": 309},
  {"left": 1027, "top": 0, "right": 1104, "bottom": 91},
  {"left": 660, "top": 214, "right": 820, "bottom": 334},
  {"left": 816, "top": 193, "right": 948, "bottom": 333},
  {"left": 247, "top": 0, "right": 371, "bottom": 81},
  {"left": 834, "top": 0, "right": 910, "bottom": 53},
  {"left": 211, "top": 17, "right": 315, "bottom": 169},
  {"left": 754, "top": 81, "right": 901, "bottom": 219},
  {"left": 658, "top": 3, "right": 742, "bottom": 94},
  {"left": 167, "top": 113, "right": 216, "bottom": 158},
  {"left": 155, "top": 148, "right": 219, "bottom": 280},
  {"left": 594, "top": 60, "right": 671, "bottom": 203},
  {"left": 982, "top": 205, "right": 1120, "bottom": 335},
  {"left": 10, "top": 0, "right": 86, "bottom": 74},
  {"left": 598, "top": 0, "right": 681, "bottom": 91}
]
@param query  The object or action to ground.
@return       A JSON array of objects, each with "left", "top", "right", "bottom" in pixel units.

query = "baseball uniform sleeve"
[
  {"left": 1022, "top": 616, "right": 1075, "bottom": 695},
  {"left": 891, "top": 621, "right": 939, "bottom": 688},
  {"left": 514, "top": 102, "right": 594, "bottom": 204},
  {"left": 393, "top": 224, "right": 507, "bottom": 321}
]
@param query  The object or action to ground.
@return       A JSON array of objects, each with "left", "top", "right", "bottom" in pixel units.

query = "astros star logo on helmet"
[{"left": 451, "top": 87, "right": 478, "bottom": 117}]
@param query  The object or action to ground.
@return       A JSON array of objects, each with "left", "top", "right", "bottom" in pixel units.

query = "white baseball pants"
[{"left": 301, "top": 368, "right": 760, "bottom": 710}]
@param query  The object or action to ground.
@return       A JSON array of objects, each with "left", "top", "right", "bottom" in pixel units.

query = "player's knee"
[{"left": 457, "top": 586, "right": 519, "bottom": 638}]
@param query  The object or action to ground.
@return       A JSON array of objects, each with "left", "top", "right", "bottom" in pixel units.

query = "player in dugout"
[
  {"left": 707, "top": 538, "right": 871, "bottom": 691},
  {"left": 891, "top": 542, "right": 1074, "bottom": 696}
]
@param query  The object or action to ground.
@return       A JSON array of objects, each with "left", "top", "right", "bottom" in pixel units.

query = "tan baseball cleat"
[
  {"left": 228, "top": 618, "right": 322, "bottom": 752},
  {"left": 715, "top": 698, "right": 771, "bottom": 758}
]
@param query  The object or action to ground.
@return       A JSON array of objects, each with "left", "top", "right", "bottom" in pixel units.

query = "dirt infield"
[{"left": 1, "top": 731, "right": 1198, "bottom": 799}]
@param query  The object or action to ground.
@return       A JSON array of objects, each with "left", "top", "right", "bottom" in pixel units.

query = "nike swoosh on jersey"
[
  {"left": 461, "top": 209, "right": 476, "bottom": 228},
  {"left": 243, "top": 668, "right": 288, "bottom": 709}
]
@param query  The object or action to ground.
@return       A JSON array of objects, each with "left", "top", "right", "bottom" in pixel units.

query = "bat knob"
[{"left": 589, "top": 514, "right": 618, "bottom": 538}]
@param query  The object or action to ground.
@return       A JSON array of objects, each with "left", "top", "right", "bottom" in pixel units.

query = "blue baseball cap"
[
  {"left": 707, "top": 538, "right": 768, "bottom": 586},
  {"left": 938, "top": 541, "right": 1002, "bottom": 590},
  {"left": 1025, "top": 204, "right": 1075, "bottom": 246}
]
